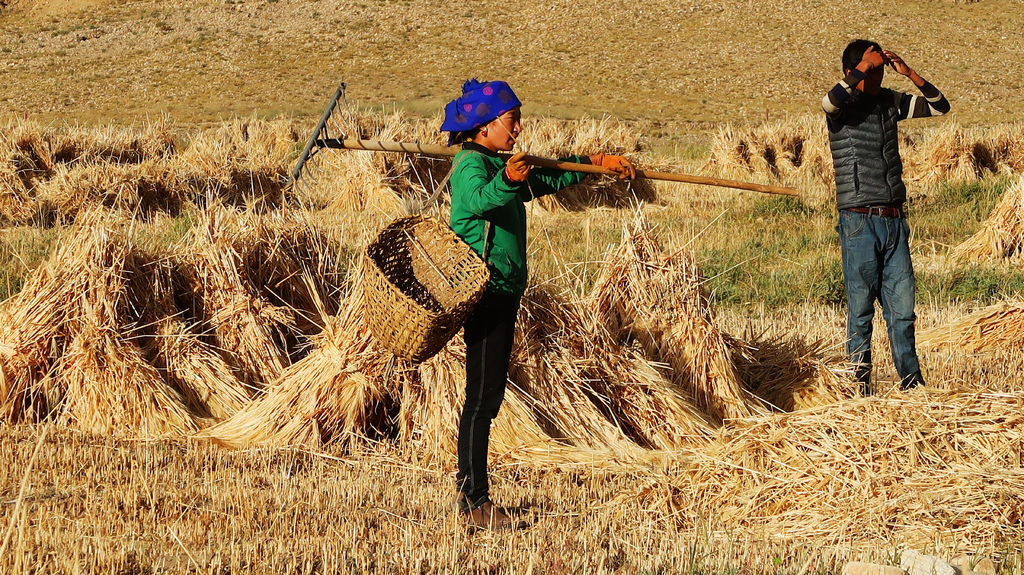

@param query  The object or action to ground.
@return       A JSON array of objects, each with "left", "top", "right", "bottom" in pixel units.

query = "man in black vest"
[{"left": 822, "top": 39, "right": 950, "bottom": 394}]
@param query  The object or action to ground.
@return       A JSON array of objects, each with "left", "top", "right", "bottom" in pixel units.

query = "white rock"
[{"left": 900, "top": 550, "right": 958, "bottom": 575}]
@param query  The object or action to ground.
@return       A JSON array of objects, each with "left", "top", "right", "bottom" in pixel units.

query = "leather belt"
[{"left": 844, "top": 205, "right": 905, "bottom": 218}]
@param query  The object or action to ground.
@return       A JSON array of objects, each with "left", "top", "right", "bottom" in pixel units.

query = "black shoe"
[
  {"left": 900, "top": 372, "right": 926, "bottom": 391},
  {"left": 855, "top": 365, "right": 872, "bottom": 396}
]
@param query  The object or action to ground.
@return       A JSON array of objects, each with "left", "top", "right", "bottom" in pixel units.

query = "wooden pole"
[{"left": 318, "top": 138, "right": 800, "bottom": 197}]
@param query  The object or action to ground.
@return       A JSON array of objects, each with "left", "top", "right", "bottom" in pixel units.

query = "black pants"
[{"left": 457, "top": 291, "right": 520, "bottom": 512}]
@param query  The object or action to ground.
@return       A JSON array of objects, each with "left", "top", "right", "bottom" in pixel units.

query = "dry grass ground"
[
  {"left": 2, "top": 325, "right": 1022, "bottom": 574},
  {"left": 1, "top": 0, "right": 1023, "bottom": 136},
  {"left": 0, "top": 424, "right": 889, "bottom": 575}
]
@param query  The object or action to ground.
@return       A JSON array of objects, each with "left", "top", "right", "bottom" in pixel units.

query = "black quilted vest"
[{"left": 827, "top": 88, "right": 906, "bottom": 210}]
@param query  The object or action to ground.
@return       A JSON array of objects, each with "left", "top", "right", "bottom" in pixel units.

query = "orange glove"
[
  {"left": 589, "top": 153, "right": 636, "bottom": 179},
  {"left": 505, "top": 151, "right": 531, "bottom": 182}
]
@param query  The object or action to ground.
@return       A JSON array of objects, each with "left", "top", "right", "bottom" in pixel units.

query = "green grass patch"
[
  {"left": 919, "top": 264, "right": 1024, "bottom": 305},
  {"left": 0, "top": 227, "right": 60, "bottom": 302},
  {"left": 912, "top": 175, "right": 1012, "bottom": 246}
]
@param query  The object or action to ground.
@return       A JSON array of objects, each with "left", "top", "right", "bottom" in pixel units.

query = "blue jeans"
[{"left": 837, "top": 210, "right": 922, "bottom": 392}]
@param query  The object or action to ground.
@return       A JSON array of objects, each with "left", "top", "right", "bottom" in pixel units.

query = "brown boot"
[{"left": 463, "top": 501, "right": 526, "bottom": 531}]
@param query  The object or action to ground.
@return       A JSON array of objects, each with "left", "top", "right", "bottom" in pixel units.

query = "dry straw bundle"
[
  {"left": 708, "top": 116, "right": 832, "bottom": 186},
  {"left": 183, "top": 209, "right": 295, "bottom": 390},
  {"left": 0, "top": 214, "right": 197, "bottom": 435},
  {"left": 138, "top": 261, "right": 253, "bottom": 423},
  {"left": 152, "top": 318, "right": 253, "bottom": 422},
  {"left": 182, "top": 208, "right": 342, "bottom": 391},
  {"left": 45, "top": 119, "right": 176, "bottom": 166},
  {"left": 205, "top": 267, "right": 409, "bottom": 449},
  {"left": 514, "top": 283, "right": 714, "bottom": 451},
  {"left": 907, "top": 122, "right": 1002, "bottom": 183},
  {"left": 918, "top": 299, "right": 1024, "bottom": 353},
  {"left": 32, "top": 161, "right": 181, "bottom": 224},
  {"left": 591, "top": 213, "right": 761, "bottom": 423},
  {"left": 725, "top": 332, "right": 856, "bottom": 412},
  {"left": 0, "top": 118, "right": 306, "bottom": 224},
  {"left": 627, "top": 389, "right": 1024, "bottom": 550},
  {"left": 174, "top": 119, "right": 299, "bottom": 210},
  {"left": 987, "top": 123, "right": 1024, "bottom": 173},
  {"left": 950, "top": 173, "right": 1024, "bottom": 262},
  {"left": 0, "top": 219, "right": 111, "bottom": 421},
  {"left": 0, "top": 137, "right": 39, "bottom": 224}
]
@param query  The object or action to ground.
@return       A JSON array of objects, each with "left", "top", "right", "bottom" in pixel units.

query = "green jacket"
[{"left": 449, "top": 143, "right": 589, "bottom": 297}]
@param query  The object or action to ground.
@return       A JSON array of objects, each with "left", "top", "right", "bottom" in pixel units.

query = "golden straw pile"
[
  {"left": 627, "top": 389, "right": 1024, "bottom": 547},
  {"left": 907, "top": 122, "right": 1024, "bottom": 183},
  {"left": 951, "top": 173, "right": 1024, "bottom": 262},
  {"left": 0, "top": 118, "right": 300, "bottom": 225},
  {"left": 918, "top": 299, "right": 1024, "bottom": 352},
  {"left": 708, "top": 115, "right": 834, "bottom": 185},
  {"left": 591, "top": 214, "right": 760, "bottom": 422},
  {"left": 591, "top": 214, "right": 855, "bottom": 419},
  {"left": 0, "top": 208, "right": 340, "bottom": 435}
]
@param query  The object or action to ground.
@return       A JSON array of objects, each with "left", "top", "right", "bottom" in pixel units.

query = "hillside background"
[{"left": 2, "top": 0, "right": 1022, "bottom": 134}]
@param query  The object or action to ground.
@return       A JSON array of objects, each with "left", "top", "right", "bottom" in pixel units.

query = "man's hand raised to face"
[
  {"left": 881, "top": 50, "right": 912, "bottom": 76},
  {"left": 857, "top": 46, "right": 886, "bottom": 71}
]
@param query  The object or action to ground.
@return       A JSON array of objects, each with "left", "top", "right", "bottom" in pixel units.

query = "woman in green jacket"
[{"left": 440, "top": 79, "right": 634, "bottom": 530}]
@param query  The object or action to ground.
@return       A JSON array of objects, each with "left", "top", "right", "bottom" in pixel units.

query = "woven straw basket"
[{"left": 363, "top": 215, "right": 490, "bottom": 362}]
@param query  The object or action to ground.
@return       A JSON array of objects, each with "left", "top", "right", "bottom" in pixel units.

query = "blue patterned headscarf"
[{"left": 440, "top": 79, "right": 522, "bottom": 145}]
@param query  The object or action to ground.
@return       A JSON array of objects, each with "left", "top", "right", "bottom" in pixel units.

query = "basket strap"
[
  {"left": 482, "top": 221, "right": 492, "bottom": 262},
  {"left": 416, "top": 153, "right": 464, "bottom": 214}
]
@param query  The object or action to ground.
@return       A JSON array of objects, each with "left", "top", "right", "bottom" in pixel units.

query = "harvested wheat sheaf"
[
  {"left": 204, "top": 275, "right": 408, "bottom": 449},
  {"left": 918, "top": 299, "right": 1024, "bottom": 352},
  {"left": 0, "top": 209, "right": 339, "bottom": 435},
  {"left": 708, "top": 116, "right": 833, "bottom": 186},
  {"left": 513, "top": 283, "right": 714, "bottom": 451},
  {"left": 725, "top": 331, "right": 856, "bottom": 412},
  {"left": 591, "top": 212, "right": 761, "bottom": 422},
  {"left": 0, "top": 215, "right": 196, "bottom": 434},
  {"left": 627, "top": 389, "right": 1024, "bottom": 547},
  {"left": 950, "top": 173, "right": 1024, "bottom": 263}
]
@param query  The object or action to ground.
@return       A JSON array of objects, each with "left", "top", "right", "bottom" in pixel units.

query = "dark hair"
[
  {"left": 451, "top": 127, "right": 482, "bottom": 145},
  {"left": 842, "top": 39, "right": 882, "bottom": 72}
]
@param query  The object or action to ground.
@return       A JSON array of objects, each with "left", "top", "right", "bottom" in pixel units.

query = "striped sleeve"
[
  {"left": 896, "top": 80, "right": 951, "bottom": 120},
  {"left": 822, "top": 69, "right": 866, "bottom": 115}
]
